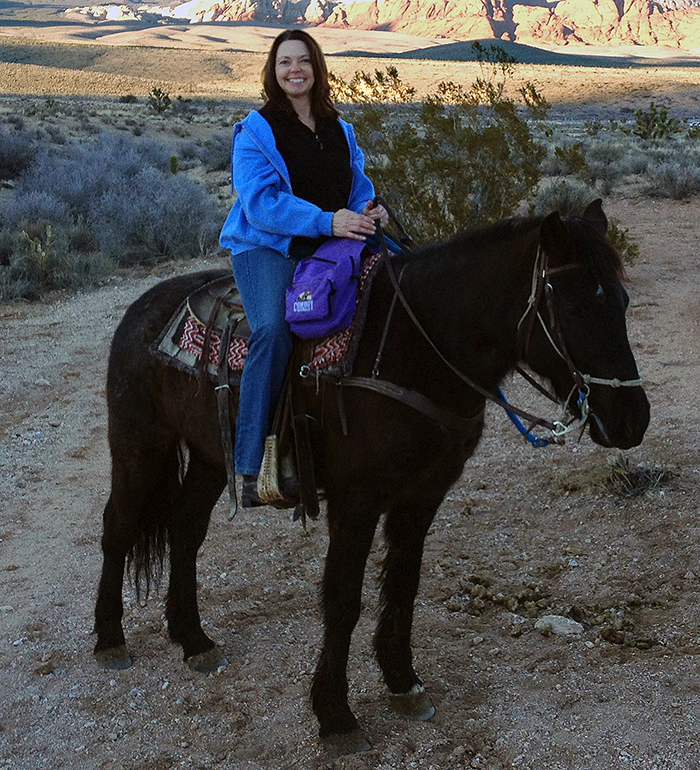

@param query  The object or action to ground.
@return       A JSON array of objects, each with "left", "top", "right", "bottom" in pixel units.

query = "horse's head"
[{"left": 520, "top": 199, "right": 650, "bottom": 449}]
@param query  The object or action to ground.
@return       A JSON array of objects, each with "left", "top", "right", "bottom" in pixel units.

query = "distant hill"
[{"left": 67, "top": 0, "right": 700, "bottom": 49}]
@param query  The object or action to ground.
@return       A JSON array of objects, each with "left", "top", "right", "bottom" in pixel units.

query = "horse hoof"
[
  {"left": 95, "top": 645, "right": 132, "bottom": 670},
  {"left": 186, "top": 647, "right": 228, "bottom": 674},
  {"left": 389, "top": 684, "right": 436, "bottom": 721},
  {"left": 322, "top": 729, "right": 371, "bottom": 757}
]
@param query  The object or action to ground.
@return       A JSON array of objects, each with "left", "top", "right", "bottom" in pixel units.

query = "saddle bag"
[{"left": 285, "top": 238, "right": 367, "bottom": 339}]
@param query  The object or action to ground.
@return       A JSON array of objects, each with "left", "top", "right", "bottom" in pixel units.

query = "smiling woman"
[{"left": 218, "top": 29, "right": 389, "bottom": 507}]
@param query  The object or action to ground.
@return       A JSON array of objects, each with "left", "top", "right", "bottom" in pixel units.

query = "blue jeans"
[{"left": 231, "top": 247, "right": 298, "bottom": 476}]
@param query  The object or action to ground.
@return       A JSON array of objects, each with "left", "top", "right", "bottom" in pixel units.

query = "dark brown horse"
[{"left": 93, "top": 200, "right": 649, "bottom": 755}]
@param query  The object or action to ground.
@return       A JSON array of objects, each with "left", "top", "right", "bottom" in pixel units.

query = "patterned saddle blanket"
[{"left": 151, "top": 252, "right": 383, "bottom": 382}]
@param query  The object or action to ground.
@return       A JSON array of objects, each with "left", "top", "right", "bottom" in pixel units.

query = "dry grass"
[{"left": 601, "top": 453, "right": 679, "bottom": 497}]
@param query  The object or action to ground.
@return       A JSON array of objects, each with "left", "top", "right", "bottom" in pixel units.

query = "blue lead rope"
[
  {"left": 498, "top": 387, "right": 589, "bottom": 448},
  {"left": 497, "top": 387, "right": 553, "bottom": 448}
]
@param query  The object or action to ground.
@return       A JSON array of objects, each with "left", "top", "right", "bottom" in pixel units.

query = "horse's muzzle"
[{"left": 588, "top": 386, "right": 650, "bottom": 449}]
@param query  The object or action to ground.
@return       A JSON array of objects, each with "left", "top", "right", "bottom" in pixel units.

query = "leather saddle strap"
[
  {"left": 200, "top": 295, "right": 224, "bottom": 387},
  {"left": 216, "top": 322, "right": 238, "bottom": 520},
  {"left": 340, "top": 375, "right": 483, "bottom": 436}
]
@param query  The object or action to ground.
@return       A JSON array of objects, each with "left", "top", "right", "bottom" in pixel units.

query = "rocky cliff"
[{"left": 72, "top": 0, "right": 700, "bottom": 49}]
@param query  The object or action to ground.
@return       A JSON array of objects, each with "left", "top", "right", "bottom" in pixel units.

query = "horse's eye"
[
  {"left": 561, "top": 299, "right": 583, "bottom": 318},
  {"left": 596, "top": 285, "right": 605, "bottom": 302}
]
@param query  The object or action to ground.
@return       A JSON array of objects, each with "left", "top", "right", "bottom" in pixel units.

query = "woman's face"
[{"left": 275, "top": 39, "right": 315, "bottom": 102}]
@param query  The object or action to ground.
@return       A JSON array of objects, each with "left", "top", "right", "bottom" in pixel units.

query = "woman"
[{"left": 219, "top": 29, "right": 388, "bottom": 507}]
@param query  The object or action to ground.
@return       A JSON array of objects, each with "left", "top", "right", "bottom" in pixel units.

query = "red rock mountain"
[{"left": 175, "top": 0, "right": 700, "bottom": 49}]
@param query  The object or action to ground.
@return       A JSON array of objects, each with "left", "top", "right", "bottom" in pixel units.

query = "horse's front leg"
[
  {"left": 374, "top": 499, "right": 440, "bottom": 721},
  {"left": 311, "top": 498, "right": 381, "bottom": 756}
]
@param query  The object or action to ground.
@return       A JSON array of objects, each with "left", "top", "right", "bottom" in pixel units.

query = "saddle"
[
  {"left": 151, "top": 262, "right": 384, "bottom": 525},
  {"left": 151, "top": 225, "right": 413, "bottom": 525}
]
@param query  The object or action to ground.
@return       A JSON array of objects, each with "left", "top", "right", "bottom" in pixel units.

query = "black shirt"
[{"left": 259, "top": 102, "right": 353, "bottom": 258}]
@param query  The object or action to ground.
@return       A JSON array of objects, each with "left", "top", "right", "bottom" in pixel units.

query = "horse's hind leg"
[
  {"left": 165, "top": 448, "right": 227, "bottom": 673},
  {"left": 311, "top": 498, "right": 381, "bottom": 756},
  {"left": 374, "top": 500, "right": 440, "bottom": 721},
  {"left": 94, "top": 437, "right": 180, "bottom": 669},
  {"left": 94, "top": 493, "right": 133, "bottom": 669}
]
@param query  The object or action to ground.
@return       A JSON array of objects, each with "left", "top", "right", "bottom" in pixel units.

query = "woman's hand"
[
  {"left": 362, "top": 199, "right": 389, "bottom": 228},
  {"left": 332, "top": 208, "right": 377, "bottom": 240}
]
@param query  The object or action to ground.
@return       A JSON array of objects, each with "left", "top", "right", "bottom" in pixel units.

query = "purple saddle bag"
[{"left": 285, "top": 238, "right": 367, "bottom": 339}]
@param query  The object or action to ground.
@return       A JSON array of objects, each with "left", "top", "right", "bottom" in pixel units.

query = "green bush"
[
  {"left": 629, "top": 102, "right": 682, "bottom": 141},
  {"left": 0, "top": 221, "right": 117, "bottom": 300},
  {"left": 335, "top": 48, "right": 547, "bottom": 242},
  {"left": 553, "top": 143, "right": 590, "bottom": 178}
]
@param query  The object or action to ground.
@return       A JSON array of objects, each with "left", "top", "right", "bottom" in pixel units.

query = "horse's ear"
[
  {"left": 539, "top": 210, "right": 569, "bottom": 257},
  {"left": 582, "top": 198, "right": 608, "bottom": 235}
]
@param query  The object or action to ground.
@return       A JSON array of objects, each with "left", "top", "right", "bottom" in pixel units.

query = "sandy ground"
[
  {"left": 1, "top": 14, "right": 700, "bottom": 769},
  {"left": 1, "top": 194, "right": 699, "bottom": 769}
]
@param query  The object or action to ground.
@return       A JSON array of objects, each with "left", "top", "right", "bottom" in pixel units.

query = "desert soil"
[
  {"left": 1, "top": 17, "right": 700, "bottom": 770},
  {"left": 1, "top": 195, "right": 699, "bottom": 770}
]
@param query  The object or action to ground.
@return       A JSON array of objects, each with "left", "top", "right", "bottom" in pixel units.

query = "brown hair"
[{"left": 261, "top": 30, "right": 338, "bottom": 120}]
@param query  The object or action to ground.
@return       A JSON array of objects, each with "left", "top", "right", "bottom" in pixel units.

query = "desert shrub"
[
  {"left": 330, "top": 66, "right": 416, "bottom": 104},
  {"left": 11, "top": 134, "right": 174, "bottom": 220},
  {"left": 89, "top": 166, "right": 220, "bottom": 264},
  {"left": 0, "top": 221, "right": 117, "bottom": 300},
  {"left": 337, "top": 47, "right": 546, "bottom": 241},
  {"left": 584, "top": 136, "right": 645, "bottom": 189},
  {"left": 0, "top": 130, "right": 222, "bottom": 297},
  {"left": 176, "top": 140, "right": 201, "bottom": 162},
  {"left": 628, "top": 102, "right": 682, "bottom": 141},
  {"left": 0, "top": 228, "right": 14, "bottom": 266},
  {"left": 119, "top": 94, "right": 139, "bottom": 104},
  {"left": 532, "top": 179, "right": 599, "bottom": 217},
  {"left": 148, "top": 87, "right": 171, "bottom": 114},
  {"left": 532, "top": 181, "right": 639, "bottom": 265},
  {"left": 585, "top": 136, "right": 632, "bottom": 167},
  {"left": 45, "top": 125, "right": 68, "bottom": 145},
  {"left": 606, "top": 219, "right": 639, "bottom": 267},
  {"left": 171, "top": 96, "right": 208, "bottom": 120},
  {"left": 0, "top": 127, "right": 38, "bottom": 179},
  {"left": 0, "top": 190, "right": 73, "bottom": 229},
  {"left": 200, "top": 133, "right": 231, "bottom": 172},
  {"left": 547, "top": 142, "right": 590, "bottom": 178},
  {"left": 644, "top": 160, "right": 700, "bottom": 199}
]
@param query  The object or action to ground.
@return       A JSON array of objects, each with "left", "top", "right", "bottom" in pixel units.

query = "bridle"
[
  {"left": 341, "top": 201, "right": 642, "bottom": 443},
  {"left": 517, "top": 244, "right": 643, "bottom": 438}
]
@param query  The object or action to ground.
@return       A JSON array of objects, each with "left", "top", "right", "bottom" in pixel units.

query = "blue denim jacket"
[{"left": 219, "top": 110, "right": 376, "bottom": 258}]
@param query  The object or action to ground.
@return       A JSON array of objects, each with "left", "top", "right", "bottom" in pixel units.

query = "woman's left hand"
[{"left": 362, "top": 200, "right": 389, "bottom": 228}]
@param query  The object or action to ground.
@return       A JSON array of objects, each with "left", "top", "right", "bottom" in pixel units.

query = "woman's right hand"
[{"left": 332, "top": 209, "right": 377, "bottom": 240}]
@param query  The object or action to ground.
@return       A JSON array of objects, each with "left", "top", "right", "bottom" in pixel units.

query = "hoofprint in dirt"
[{"left": 0, "top": 199, "right": 698, "bottom": 770}]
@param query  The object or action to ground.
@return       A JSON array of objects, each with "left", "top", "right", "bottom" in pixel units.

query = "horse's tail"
[{"left": 125, "top": 441, "right": 187, "bottom": 602}]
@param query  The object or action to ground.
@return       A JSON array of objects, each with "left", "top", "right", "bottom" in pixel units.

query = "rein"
[
  {"left": 344, "top": 199, "right": 641, "bottom": 444},
  {"left": 340, "top": 201, "right": 559, "bottom": 438}
]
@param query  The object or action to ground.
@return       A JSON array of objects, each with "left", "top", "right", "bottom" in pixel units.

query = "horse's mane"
[{"left": 401, "top": 212, "right": 626, "bottom": 285}]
